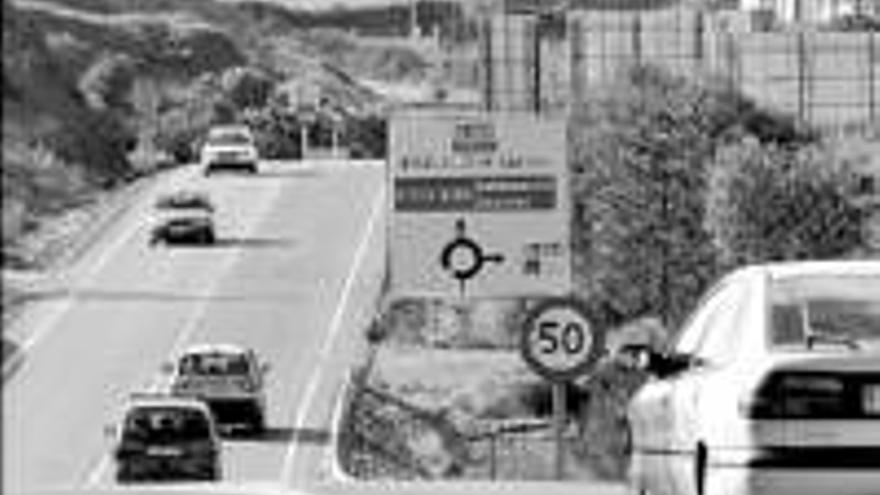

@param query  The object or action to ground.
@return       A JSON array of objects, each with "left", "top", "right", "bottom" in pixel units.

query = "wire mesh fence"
[
  {"left": 480, "top": 4, "right": 880, "bottom": 127},
  {"left": 339, "top": 379, "right": 599, "bottom": 481}
]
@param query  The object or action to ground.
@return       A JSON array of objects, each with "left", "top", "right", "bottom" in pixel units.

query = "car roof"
[
  {"left": 158, "top": 190, "right": 209, "bottom": 200},
  {"left": 156, "top": 191, "right": 211, "bottom": 206},
  {"left": 208, "top": 125, "right": 251, "bottom": 135},
  {"left": 734, "top": 260, "right": 880, "bottom": 281},
  {"left": 180, "top": 343, "right": 249, "bottom": 357},
  {"left": 125, "top": 394, "right": 210, "bottom": 413}
]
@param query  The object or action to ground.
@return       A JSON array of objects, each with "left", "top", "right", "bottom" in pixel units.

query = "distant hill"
[
  {"left": 2, "top": 0, "right": 430, "bottom": 265},
  {"left": 235, "top": 0, "right": 477, "bottom": 41}
]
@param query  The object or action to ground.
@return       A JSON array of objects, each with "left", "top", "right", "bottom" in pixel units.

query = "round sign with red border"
[{"left": 520, "top": 297, "right": 605, "bottom": 381}]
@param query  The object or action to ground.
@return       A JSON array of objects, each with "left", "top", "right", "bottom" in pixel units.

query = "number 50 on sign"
[{"left": 520, "top": 298, "right": 605, "bottom": 382}]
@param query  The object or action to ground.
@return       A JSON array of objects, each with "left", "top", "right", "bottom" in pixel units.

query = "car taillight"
[{"left": 741, "top": 372, "right": 847, "bottom": 419}]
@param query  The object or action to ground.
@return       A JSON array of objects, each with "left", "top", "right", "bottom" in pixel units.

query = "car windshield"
[
  {"left": 179, "top": 352, "right": 250, "bottom": 376},
  {"left": 122, "top": 406, "right": 211, "bottom": 443},
  {"left": 769, "top": 274, "right": 880, "bottom": 347},
  {"left": 207, "top": 131, "right": 251, "bottom": 146}
]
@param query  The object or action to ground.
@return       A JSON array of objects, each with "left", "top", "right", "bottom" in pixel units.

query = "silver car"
[{"left": 165, "top": 344, "right": 269, "bottom": 435}]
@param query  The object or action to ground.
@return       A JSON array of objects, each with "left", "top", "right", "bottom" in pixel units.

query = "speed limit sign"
[{"left": 520, "top": 298, "right": 604, "bottom": 381}]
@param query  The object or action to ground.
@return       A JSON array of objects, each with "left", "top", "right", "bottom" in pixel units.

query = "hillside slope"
[{"left": 2, "top": 0, "right": 430, "bottom": 268}]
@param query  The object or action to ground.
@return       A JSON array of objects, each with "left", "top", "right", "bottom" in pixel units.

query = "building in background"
[
  {"left": 738, "top": 0, "right": 880, "bottom": 24},
  {"left": 478, "top": 0, "right": 567, "bottom": 114}
]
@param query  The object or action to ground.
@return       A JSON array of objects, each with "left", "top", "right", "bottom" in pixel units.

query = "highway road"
[{"left": 3, "top": 160, "right": 386, "bottom": 494}]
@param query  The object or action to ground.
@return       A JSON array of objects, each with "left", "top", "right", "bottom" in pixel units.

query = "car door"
[
  {"left": 629, "top": 369, "right": 679, "bottom": 494},
  {"left": 630, "top": 288, "right": 725, "bottom": 495},
  {"left": 667, "top": 280, "right": 750, "bottom": 495}
]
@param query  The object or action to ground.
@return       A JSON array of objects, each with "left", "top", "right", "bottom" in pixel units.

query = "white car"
[
  {"left": 164, "top": 344, "right": 269, "bottom": 435},
  {"left": 626, "top": 260, "right": 880, "bottom": 495},
  {"left": 200, "top": 125, "right": 259, "bottom": 175}
]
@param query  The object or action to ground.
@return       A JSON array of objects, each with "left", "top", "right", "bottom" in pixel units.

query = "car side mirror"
[
  {"left": 613, "top": 344, "right": 654, "bottom": 371},
  {"left": 260, "top": 363, "right": 270, "bottom": 375},
  {"left": 160, "top": 362, "right": 175, "bottom": 374},
  {"left": 646, "top": 351, "right": 699, "bottom": 379}
]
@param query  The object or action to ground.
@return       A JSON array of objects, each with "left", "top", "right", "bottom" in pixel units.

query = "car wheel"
[
  {"left": 116, "top": 467, "right": 134, "bottom": 483},
  {"left": 208, "top": 461, "right": 222, "bottom": 481},
  {"left": 251, "top": 411, "right": 266, "bottom": 436}
]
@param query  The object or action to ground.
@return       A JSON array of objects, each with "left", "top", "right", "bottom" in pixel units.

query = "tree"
[
  {"left": 705, "top": 140, "right": 864, "bottom": 266},
  {"left": 221, "top": 66, "right": 275, "bottom": 111},
  {"left": 571, "top": 66, "right": 821, "bottom": 326},
  {"left": 78, "top": 53, "right": 138, "bottom": 111}
]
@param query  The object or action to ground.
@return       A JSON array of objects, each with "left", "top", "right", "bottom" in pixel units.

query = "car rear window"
[
  {"left": 123, "top": 407, "right": 211, "bottom": 443},
  {"left": 155, "top": 195, "right": 211, "bottom": 211},
  {"left": 207, "top": 132, "right": 251, "bottom": 146},
  {"left": 179, "top": 352, "right": 250, "bottom": 376},
  {"left": 769, "top": 274, "right": 880, "bottom": 346}
]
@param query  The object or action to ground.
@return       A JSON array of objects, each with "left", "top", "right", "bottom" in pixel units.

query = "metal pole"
[
  {"left": 489, "top": 433, "right": 497, "bottom": 480},
  {"left": 552, "top": 382, "right": 566, "bottom": 480},
  {"left": 300, "top": 124, "right": 308, "bottom": 160},
  {"left": 534, "top": 16, "right": 541, "bottom": 114},
  {"left": 869, "top": 33, "right": 876, "bottom": 123}
]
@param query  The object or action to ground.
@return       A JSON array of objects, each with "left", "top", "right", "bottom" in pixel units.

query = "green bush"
[
  {"left": 78, "top": 52, "right": 138, "bottom": 110},
  {"left": 705, "top": 140, "right": 865, "bottom": 266},
  {"left": 221, "top": 66, "right": 275, "bottom": 111},
  {"left": 241, "top": 105, "right": 303, "bottom": 159},
  {"left": 570, "top": 66, "right": 820, "bottom": 326},
  {"left": 345, "top": 114, "right": 387, "bottom": 159}
]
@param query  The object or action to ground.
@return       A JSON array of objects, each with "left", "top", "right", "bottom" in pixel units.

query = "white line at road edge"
[
  {"left": 11, "top": 185, "right": 153, "bottom": 358},
  {"left": 280, "top": 188, "right": 385, "bottom": 486},
  {"left": 83, "top": 176, "right": 285, "bottom": 487}
]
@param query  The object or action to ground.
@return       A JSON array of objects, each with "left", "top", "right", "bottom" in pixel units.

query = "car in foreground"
[
  {"left": 200, "top": 125, "right": 259, "bottom": 175},
  {"left": 165, "top": 344, "right": 269, "bottom": 435},
  {"left": 150, "top": 191, "right": 216, "bottom": 246},
  {"left": 626, "top": 260, "right": 880, "bottom": 495},
  {"left": 110, "top": 394, "right": 222, "bottom": 483}
]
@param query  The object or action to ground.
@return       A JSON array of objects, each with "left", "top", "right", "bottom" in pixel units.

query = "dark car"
[
  {"left": 150, "top": 192, "right": 216, "bottom": 246},
  {"left": 112, "top": 395, "right": 222, "bottom": 483},
  {"left": 150, "top": 217, "right": 215, "bottom": 246}
]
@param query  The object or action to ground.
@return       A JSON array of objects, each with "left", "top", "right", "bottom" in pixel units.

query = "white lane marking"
[
  {"left": 279, "top": 188, "right": 385, "bottom": 485},
  {"left": 15, "top": 188, "right": 153, "bottom": 355},
  {"left": 324, "top": 374, "right": 359, "bottom": 482},
  {"left": 10, "top": 167, "right": 198, "bottom": 358},
  {"left": 83, "top": 177, "right": 284, "bottom": 487}
]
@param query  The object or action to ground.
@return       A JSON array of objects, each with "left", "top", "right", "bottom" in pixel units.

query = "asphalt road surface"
[
  {"left": 3, "top": 160, "right": 386, "bottom": 494},
  {"left": 4, "top": 159, "right": 626, "bottom": 495}
]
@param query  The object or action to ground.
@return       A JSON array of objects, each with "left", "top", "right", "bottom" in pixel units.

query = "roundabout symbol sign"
[
  {"left": 520, "top": 298, "right": 604, "bottom": 382},
  {"left": 440, "top": 218, "right": 504, "bottom": 297}
]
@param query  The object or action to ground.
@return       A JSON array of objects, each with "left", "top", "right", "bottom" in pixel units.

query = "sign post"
[
  {"left": 519, "top": 297, "right": 604, "bottom": 480},
  {"left": 389, "top": 107, "right": 569, "bottom": 299}
]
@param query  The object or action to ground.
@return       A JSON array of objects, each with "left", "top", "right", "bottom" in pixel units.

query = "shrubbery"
[
  {"left": 570, "top": 65, "right": 868, "bottom": 481},
  {"left": 570, "top": 65, "right": 855, "bottom": 328},
  {"left": 345, "top": 114, "right": 387, "bottom": 159},
  {"left": 706, "top": 139, "right": 864, "bottom": 266},
  {"left": 241, "top": 104, "right": 303, "bottom": 159}
]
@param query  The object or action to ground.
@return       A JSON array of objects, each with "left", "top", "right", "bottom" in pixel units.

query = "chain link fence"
[{"left": 338, "top": 372, "right": 615, "bottom": 481}]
